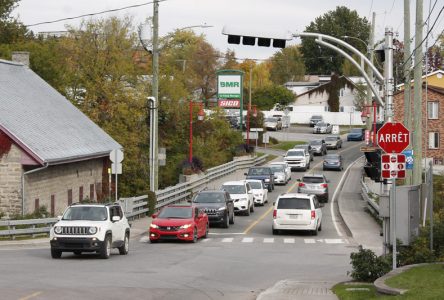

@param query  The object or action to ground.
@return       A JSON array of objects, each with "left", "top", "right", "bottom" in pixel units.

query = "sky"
[{"left": 12, "top": 0, "right": 444, "bottom": 60}]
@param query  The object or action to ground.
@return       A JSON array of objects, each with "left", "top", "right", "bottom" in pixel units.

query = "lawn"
[
  {"left": 256, "top": 152, "right": 277, "bottom": 163},
  {"left": 270, "top": 141, "right": 306, "bottom": 151},
  {"left": 333, "top": 264, "right": 444, "bottom": 300}
]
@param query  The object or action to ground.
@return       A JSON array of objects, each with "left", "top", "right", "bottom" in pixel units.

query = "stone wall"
[{"left": 0, "top": 144, "right": 22, "bottom": 217}]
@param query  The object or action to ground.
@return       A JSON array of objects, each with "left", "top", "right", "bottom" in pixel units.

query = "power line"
[
  {"left": 25, "top": 0, "right": 167, "bottom": 27},
  {"left": 409, "top": 28, "right": 444, "bottom": 72}
]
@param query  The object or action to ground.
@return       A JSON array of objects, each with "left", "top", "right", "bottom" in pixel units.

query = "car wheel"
[
  {"left": 250, "top": 203, "right": 254, "bottom": 213},
  {"left": 268, "top": 185, "right": 272, "bottom": 192},
  {"left": 318, "top": 222, "right": 322, "bottom": 231},
  {"left": 245, "top": 204, "right": 251, "bottom": 216},
  {"left": 307, "top": 163, "right": 310, "bottom": 169},
  {"left": 99, "top": 235, "right": 111, "bottom": 259},
  {"left": 272, "top": 229, "right": 279, "bottom": 235},
  {"left": 192, "top": 227, "right": 198, "bottom": 243},
  {"left": 51, "top": 248, "right": 62, "bottom": 259},
  {"left": 222, "top": 213, "right": 229, "bottom": 228},
  {"left": 203, "top": 223, "right": 209, "bottom": 238},
  {"left": 118, "top": 232, "right": 129, "bottom": 255},
  {"left": 150, "top": 239, "right": 158, "bottom": 244},
  {"left": 312, "top": 227, "right": 318, "bottom": 236},
  {"left": 229, "top": 211, "right": 235, "bottom": 224},
  {"left": 73, "top": 251, "right": 82, "bottom": 256}
]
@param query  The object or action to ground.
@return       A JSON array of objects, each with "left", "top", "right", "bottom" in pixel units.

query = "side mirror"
[
  {"left": 187, "top": 199, "right": 192, "bottom": 203},
  {"left": 297, "top": 179, "right": 301, "bottom": 182},
  {"left": 112, "top": 215, "right": 121, "bottom": 222},
  {"left": 272, "top": 202, "right": 275, "bottom": 206},
  {"left": 57, "top": 215, "right": 62, "bottom": 221},
  {"left": 151, "top": 213, "right": 158, "bottom": 219},
  {"left": 248, "top": 190, "right": 253, "bottom": 194}
]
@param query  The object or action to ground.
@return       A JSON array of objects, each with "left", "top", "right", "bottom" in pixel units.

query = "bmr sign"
[
  {"left": 217, "top": 74, "right": 242, "bottom": 99},
  {"left": 377, "top": 122, "right": 410, "bottom": 153}
]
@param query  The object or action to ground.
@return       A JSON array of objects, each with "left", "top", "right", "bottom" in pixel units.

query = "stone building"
[{"left": 0, "top": 59, "right": 121, "bottom": 217}]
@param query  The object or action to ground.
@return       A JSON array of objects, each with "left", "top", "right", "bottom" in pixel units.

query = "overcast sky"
[{"left": 13, "top": 0, "right": 444, "bottom": 60}]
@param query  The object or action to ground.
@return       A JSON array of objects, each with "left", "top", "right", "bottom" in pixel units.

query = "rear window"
[
  {"left": 351, "top": 128, "right": 363, "bottom": 133},
  {"left": 302, "top": 176, "right": 325, "bottom": 183},
  {"left": 248, "top": 181, "right": 263, "bottom": 189},
  {"left": 277, "top": 198, "right": 311, "bottom": 209},
  {"left": 222, "top": 184, "right": 246, "bottom": 194},
  {"left": 325, "top": 136, "right": 337, "bottom": 141}
]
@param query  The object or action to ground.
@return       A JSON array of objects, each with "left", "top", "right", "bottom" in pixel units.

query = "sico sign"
[{"left": 217, "top": 74, "right": 242, "bottom": 99}]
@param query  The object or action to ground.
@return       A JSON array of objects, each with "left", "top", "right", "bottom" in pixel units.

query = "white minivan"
[{"left": 272, "top": 193, "right": 322, "bottom": 235}]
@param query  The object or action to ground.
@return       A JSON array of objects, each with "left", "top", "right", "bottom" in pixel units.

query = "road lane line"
[
  {"left": 263, "top": 238, "right": 274, "bottom": 243},
  {"left": 209, "top": 232, "right": 245, "bottom": 235},
  {"left": 304, "top": 239, "right": 316, "bottom": 244},
  {"left": 325, "top": 239, "right": 345, "bottom": 244},
  {"left": 19, "top": 291, "right": 42, "bottom": 300},
  {"left": 221, "top": 238, "right": 233, "bottom": 243},
  {"left": 242, "top": 237, "right": 254, "bottom": 243},
  {"left": 283, "top": 238, "right": 295, "bottom": 244}
]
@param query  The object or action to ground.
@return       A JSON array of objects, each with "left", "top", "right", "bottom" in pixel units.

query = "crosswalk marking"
[
  {"left": 242, "top": 237, "right": 254, "bottom": 243},
  {"left": 283, "top": 238, "right": 295, "bottom": 244},
  {"left": 221, "top": 238, "right": 233, "bottom": 243},
  {"left": 139, "top": 236, "right": 348, "bottom": 244},
  {"left": 325, "top": 239, "right": 344, "bottom": 244},
  {"left": 202, "top": 238, "right": 212, "bottom": 242},
  {"left": 263, "top": 238, "right": 274, "bottom": 243},
  {"left": 304, "top": 239, "right": 316, "bottom": 244}
]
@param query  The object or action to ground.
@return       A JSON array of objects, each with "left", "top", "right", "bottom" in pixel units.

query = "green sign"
[{"left": 217, "top": 74, "right": 242, "bottom": 99}]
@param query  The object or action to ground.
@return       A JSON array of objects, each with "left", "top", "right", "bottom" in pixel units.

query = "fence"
[
  {"left": 361, "top": 178, "right": 380, "bottom": 216},
  {"left": 0, "top": 154, "right": 267, "bottom": 238}
]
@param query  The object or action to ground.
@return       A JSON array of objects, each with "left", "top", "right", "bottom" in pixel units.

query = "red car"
[{"left": 149, "top": 205, "right": 209, "bottom": 243}]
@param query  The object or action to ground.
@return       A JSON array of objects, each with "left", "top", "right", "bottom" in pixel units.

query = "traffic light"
[
  {"left": 222, "top": 26, "right": 291, "bottom": 49},
  {"left": 363, "top": 149, "right": 382, "bottom": 182}
]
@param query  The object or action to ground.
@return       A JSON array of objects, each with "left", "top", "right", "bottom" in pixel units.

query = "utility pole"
[
  {"left": 366, "top": 12, "right": 376, "bottom": 131},
  {"left": 151, "top": 0, "right": 159, "bottom": 191},
  {"left": 412, "top": 0, "right": 423, "bottom": 185},
  {"left": 404, "top": 0, "right": 413, "bottom": 185}
]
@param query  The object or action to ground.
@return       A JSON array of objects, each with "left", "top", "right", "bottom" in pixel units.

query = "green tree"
[
  {"left": 270, "top": 45, "right": 305, "bottom": 84},
  {"left": 252, "top": 85, "right": 294, "bottom": 110},
  {"left": 301, "top": 6, "right": 370, "bottom": 74},
  {"left": 0, "top": 0, "right": 29, "bottom": 43}
]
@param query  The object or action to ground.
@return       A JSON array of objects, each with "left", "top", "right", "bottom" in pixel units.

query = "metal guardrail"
[
  {"left": 0, "top": 155, "right": 268, "bottom": 238},
  {"left": 361, "top": 178, "right": 380, "bottom": 215}
]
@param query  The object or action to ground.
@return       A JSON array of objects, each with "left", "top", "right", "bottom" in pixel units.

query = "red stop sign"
[{"left": 377, "top": 122, "right": 410, "bottom": 153}]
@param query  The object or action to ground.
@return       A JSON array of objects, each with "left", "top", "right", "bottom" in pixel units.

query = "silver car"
[
  {"left": 313, "top": 122, "right": 332, "bottom": 134},
  {"left": 325, "top": 135, "right": 342, "bottom": 149},
  {"left": 268, "top": 164, "right": 289, "bottom": 185},
  {"left": 297, "top": 174, "right": 329, "bottom": 203},
  {"left": 309, "top": 139, "right": 327, "bottom": 156}
]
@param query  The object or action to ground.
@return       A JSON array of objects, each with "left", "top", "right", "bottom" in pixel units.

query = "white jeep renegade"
[{"left": 50, "top": 203, "right": 130, "bottom": 259}]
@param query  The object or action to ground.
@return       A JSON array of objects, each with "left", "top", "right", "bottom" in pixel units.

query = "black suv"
[
  {"left": 245, "top": 167, "right": 275, "bottom": 192},
  {"left": 191, "top": 190, "right": 235, "bottom": 228}
]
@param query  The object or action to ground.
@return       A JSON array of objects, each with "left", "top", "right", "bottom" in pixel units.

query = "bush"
[
  {"left": 181, "top": 156, "right": 204, "bottom": 175},
  {"left": 348, "top": 246, "right": 391, "bottom": 282},
  {"left": 398, "top": 236, "right": 435, "bottom": 266}
]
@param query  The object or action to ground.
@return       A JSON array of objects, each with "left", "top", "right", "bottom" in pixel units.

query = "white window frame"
[
  {"left": 428, "top": 132, "right": 439, "bottom": 149},
  {"left": 428, "top": 102, "right": 439, "bottom": 119}
]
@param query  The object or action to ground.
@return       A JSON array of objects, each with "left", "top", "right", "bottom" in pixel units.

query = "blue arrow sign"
[{"left": 402, "top": 149, "right": 413, "bottom": 169}]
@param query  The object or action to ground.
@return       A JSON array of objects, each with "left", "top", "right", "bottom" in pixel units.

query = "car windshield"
[
  {"left": 325, "top": 136, "right": 337, "bottom": 141},
  {"left": 248, "top": 168, "right": 270, "bottom": 175},
  {"left": 316, "top": 122, "right": 326, "bottom": 126},
  {"left": 158, "top": 207, "right": 193, "bottom": 219},
  {"left": 222, "top": 184, "right": 246, "bottom": 194},
  {"left": 310, "top": 140, "right": 322, "bottom": 145},
  {"left": 351, "top": 128, "right": 363, "bottom": 133},
  {"left": 265, "top": 117, "right": 277, "bottom": 122},
  {"left": 287, "top": 150, "right": 305, "bottom": 156},
  {"left": 325, "top": 154, "right": 339, "bottom": 160},
  {"left": 193, "top": 193, "right": 225, "bottom": 203},
  {"left": 270, "top": 165, "right": 284, "bottom": 172},
  {"left": 302, "top": 176, "right": 325, "bottom": 184},
  {"left": 62, "top": 206, "right": 108, "bottom": 221},
  {"left": 294, "top": 145, "right": 309, "bottom": 150},
  {"left": 277, "top": 198, "right": 311, "bottom": 209},
  {"left": 311, "top": 115, "right": 322, "bottom": 120},
  {"left": 247, "top": 181, "right": 263, "bottom": 189}
]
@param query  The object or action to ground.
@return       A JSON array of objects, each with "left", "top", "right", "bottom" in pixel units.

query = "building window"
[
  {"left": 339, "top": 106, "right": 344, "bottom": 112},
  {"left": 79, "top": 186, "right": 83, "bottom": 202},
  {"left": 324, "top": 106, "right": 330, "bottom": 112},
  {"left": 429, "top": 132, "right": 439, "bottom": 149},
  {"left": 34, "top": 198, "right": 39, "bottom": 213},
  {"left": 51, "top": 195, "right": 55, "bottom": 216},
  {"left": 428, "top": 102, "right": 439, "bottom": 119},
  {"left": 90, "top": 184, "right": 95, "bottom": 201},
  {"left": 68, "top": 189, "right": 72, "bottom": 205}
]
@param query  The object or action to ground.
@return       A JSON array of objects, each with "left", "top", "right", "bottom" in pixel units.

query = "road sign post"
[{"left": 110, "top": 149, "right": 124, "bottom": 202}]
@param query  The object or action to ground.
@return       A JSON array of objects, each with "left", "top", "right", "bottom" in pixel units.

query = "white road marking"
[
  {"left": 221, "top": 238, "right": 233, "bottom": 243},
  {"left": 202, "top": 238, "right": 212, "bottom": 242},
  {"left": 139, "top": 236, "right": 150, "bottom": 243},
  {"left": 304, "top": 239, "right": 316, "bottom": 244},
  {"left": 283, "top": 238, "right": 295, "bottom": 244},
  {"left": 242, "top": 237, "right": 254, "bottom": 243},
  {"left": 325, "top": 239, "right": 345, "bottom": 244},
  {"left": 263, "top": 238, "right": 274, "bottom": 243},
  {"left": 209, "top": 232, "right": 245, "bottom": 235}
]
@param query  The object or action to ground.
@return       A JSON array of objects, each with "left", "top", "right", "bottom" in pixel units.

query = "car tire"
[
  {"left": 250, "top": 203, "right": 254, "bottom": 213},
  {"left": 318, "top": 222, "right": 322, "bottom": 231},
  {"left": 222, "top": 213, "right": 229, "bottom": 228},
  {"left": 192, "top": 227, "right": 198, "bottom": 243},
  {"left": 307, "top": 162, "right": 310, "bottom": 169},
  {"left": 99, "top": 235, "right": 111, "bottom": 259},
  {"left": 150, "top": 239, "right": 158, "bottom": 244},
  {"left": 245, "top": 204, "right": 251, "bottom": 216},
  {"left": 203, "top": 223, "right": 209, "bottom": 238},
  {"left": 73, "top": 251, "right": 82, "bottom": 256},
  {"left": 118, "top": 233, "right": 129, "bottom": 255},
  {"left": 229, "top": 211, "right": 235, "bottom": 224},
  {"left": 268, "top": 186, "right": 272, "bottom": 192},
  {"left": 312, "top": 227, "right": 318, "bottom": 236},
  {"left": 51, "top": 248, "right": 62, "bottom": 259},
  {"left": 272, "top": 229, "right": 279, "bottom": 235}
]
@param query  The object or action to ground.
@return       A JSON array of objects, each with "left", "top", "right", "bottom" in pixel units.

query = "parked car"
[
  {"left": 269, "top": 161, "right": 292, "bottom": 182},
  {"left": 347, "top": 128, "right": 365, "bottom": 141},
  {"left": 324, "top": 135, "right": 343, "bottom": 149},
  {"left": 323, "top": 154, "right": 343, "bottom": 171},
  {"left": 264, "top": 117, "right": 282, "bottom": 131},
  {"left": 224, "top": 115, "right": 239, "bottom": 129},
  {"left": 274, "top": 114, "right": 289, "bottom": 128},
  {"left": 221, "top": 180, "right": 254, "bottom": 215},
  {"left": 309, "top": 115, "right": 324, "bottom": 127},
  {"left": 297, "top": 174, "right": 329, "bottom": 203},
  {"left": 191, "top": 190, "right": 235, "bottom": 228},
  {"left": 246, "top": 179, "right": 268, "bottom": 206},
  {"left": 313, "top": 122, "right": 333, "bottom": 134},
  {"left": 245, "top": 166, "right": 275, "bottom": 192},
  {"left": 149, "top": 205, "right": 209, "bottom": 243},
  {"left": 272, "top": 193, "right": 323, "bottom": 236},
  {"left": 284, "top": 148, "right": 310, "bottom": 171},
  {"left": 309, "top": 139, "right": 327, "bottom": 156},
  {"left": 268, "top": 163, "right": 290, "bottom": 185},
  {"left": 294, "top": 144, "right": 314, "bottom": 161},
  {"left": 50, "top": 203, "right": 130, "bottom": 259}
]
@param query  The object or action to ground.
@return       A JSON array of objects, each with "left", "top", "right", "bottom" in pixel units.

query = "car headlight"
[
  {"left": 179, "top": 224, "right": 192, "bottom": 229},
  {"left": 150, "top": 223, "right": 159, "bottom": 229},
  {"left": 264, "top": 178, "right": 270, "bottom": 182},
  {"left": 88, "top": 227, "right": 97, "bottom": 234},
  {"left": 217, "top": 207, "right": 226, "bottom": 211},
  {"left": 54, "top": 226, "right": 62, "bottom": 234}
]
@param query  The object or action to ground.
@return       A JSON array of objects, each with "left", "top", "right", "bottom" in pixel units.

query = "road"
[{"left": 0, "top": 138, "right": 365, "bottom": 300}]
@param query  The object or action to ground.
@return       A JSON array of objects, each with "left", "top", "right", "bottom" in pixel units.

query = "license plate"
[{"left": 289, "top": 214, "right": 300, "bottom": 219}]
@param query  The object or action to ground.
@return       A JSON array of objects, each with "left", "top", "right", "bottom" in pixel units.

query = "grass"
[
  {"left": 270, "top": 141, "right": 306, "bottom": 151},
  {"left": 256, "top": 152, "right": 277, "bottom": 163},
  {"left": 333, "top": 264, "right": 444, "bottom": 300}
]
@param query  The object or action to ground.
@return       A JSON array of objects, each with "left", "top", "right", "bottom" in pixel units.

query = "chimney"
[{"left": 11, "top": 51, "right": 30, "bottom": 67}]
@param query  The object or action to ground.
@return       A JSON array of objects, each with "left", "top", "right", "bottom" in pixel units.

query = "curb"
[{"left": 374, "top": 262, "right": 444, "bottom": 295}]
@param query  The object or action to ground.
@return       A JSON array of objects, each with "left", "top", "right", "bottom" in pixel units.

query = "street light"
[
  {"left": 189, "top": 100, "right": 205, "bottom": 164},
  {"left": 342, "top": 36, "right": 369, "bottom": 53},
  {"left": 360, "top": 101, "right": 378, "bottom": 146}
]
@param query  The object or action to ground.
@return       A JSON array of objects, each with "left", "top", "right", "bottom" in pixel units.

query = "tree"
[
  {"left": 301, "top": 6, "right": 370, "bottom": 74},
  {"left": 341, "top": 53, "right": 361, "bottom": 76},
  {"left": 252, "top": 85, "right": 294, "bottom": 110},
  {"left": 221, "top": 49, "right": 238, "bottom": 70},
  {"left": 425, "top": 45, "right": 443, "bottom": 73},
  {"left": 270, "top": 45, "right": 305, "bottom": 84},
  {"left": 0, "top": 0, "right": 29, "bottom": 44}
]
